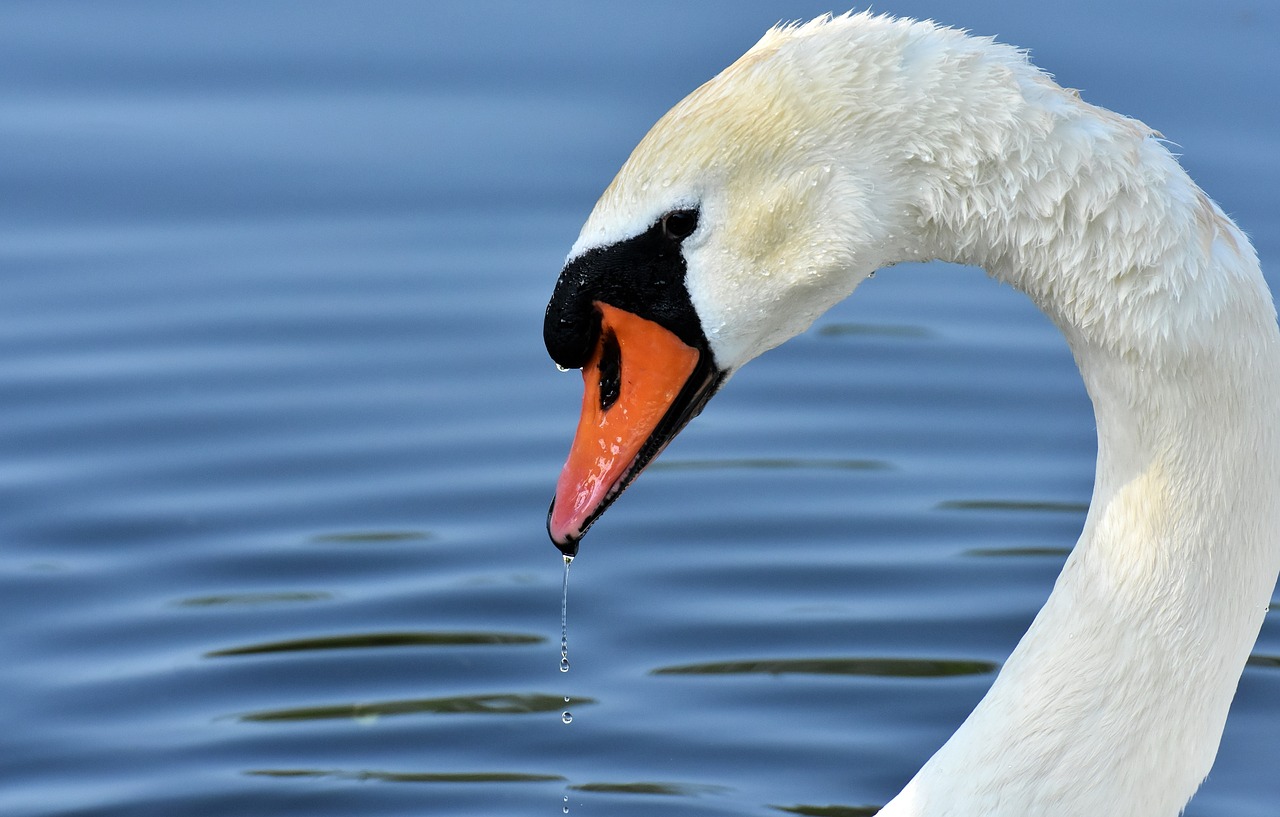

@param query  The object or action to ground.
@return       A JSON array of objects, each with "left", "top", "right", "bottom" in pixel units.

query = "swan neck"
[{"left": 877, "top": 39, "right": 1280, "bottom": 817}]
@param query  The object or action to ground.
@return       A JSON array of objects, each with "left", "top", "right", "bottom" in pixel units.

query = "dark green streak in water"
[
  {"left": 964, "top": 546, "right": 1073, "bottom": 558},
  {"left": 938, "top": 499, "right": 1088, "bottom": 514},
  {"left": 570, "top": 781, "right": 729, "bottom": 797},
  {"left": 773, "top": 805, "right": 882, "bottom": 817},
  {"left": 652, "top": 458, "right": 888, "bottom": 472},
  {"left": 238, "top": 692, "right": 594, "bottom": 723},
  {"left": 652, "top": 657, "right": 996, "bottom": 678},
  {"left": 246, "top": 769, "right": 565, "bottom": 784},
  {"left": 817, "top": 322, "right": 931, "bottom": 339},
  {"left": 207, "top": 630, "right": 542, "bottom": 657},
  {"left": 176, "top": 591, "right": 333, "bottom": 607},
  {"left": 311, "top": 530, "right": 432, "bottom": 544}
]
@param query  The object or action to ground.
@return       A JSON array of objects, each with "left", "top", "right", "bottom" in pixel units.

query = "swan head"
[{"left": 544, "top": 15, "right": 938, "bottom": 553}]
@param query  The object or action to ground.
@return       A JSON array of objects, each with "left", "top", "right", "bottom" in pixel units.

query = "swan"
[{"left": 542, "top": 12, "right": 1280, "bottom": 816}]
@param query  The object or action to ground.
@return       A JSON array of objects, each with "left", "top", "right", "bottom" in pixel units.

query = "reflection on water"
[
  {"left": 936, "top": 499, "right": 1090, "bottom": 513},
  {"left": 248, "top": 770, "right": 566, "bottom": 784},
  {"left": 311, "top": 531, "right": 434, "bottom": 545},
  {"left": 238, "top": 692, "right": 593, "bottom": 723},
  {"left": 176, "top": 591, "right": 334, "bottom": 607},
  {"left": 817, "top": 323, "right": 933, "bottom": 339},
  {"left": 652, "top": 657, "right": 997, "bottom": 678},
  {"left": 773, "top": 805, "right": 882, "bottom": 817},
  {"left": 207, "top": 630, "right": 544, "bottom": 657},
  {"left": 571, "top": 781, "right": 730, "bottom": 797},
  {"left": 962, "top": 546, "right": 1073, "bottom": 559},
  {"left": 652, "top": 458, "right": 889, "bottom": 472}
]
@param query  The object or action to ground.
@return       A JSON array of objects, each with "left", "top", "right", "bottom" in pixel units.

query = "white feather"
[{"left": 572, "top": 12, "right": 1280, "bottom": 816}]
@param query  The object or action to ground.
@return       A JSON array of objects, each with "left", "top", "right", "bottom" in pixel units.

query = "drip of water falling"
[
  {"left": 559, "top": 558, "right": 575, "bottom": 814},
  {"left": 560, "top": 556, "right": 573, "bottom": 726},
  {"left": 560, "top": 555, "right": 572, "bottom": 673}
]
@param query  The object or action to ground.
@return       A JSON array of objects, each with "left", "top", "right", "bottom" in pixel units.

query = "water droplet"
[
  {"left": 555, "top": 364, "right": 570, "bottom": 373},
  {"left": 563, "top": 795, "right": 570, "bottom": 814},
  {"left": 559, "top": 557, "right": 572, "bottom": 672},
  {"left": 561, "top": 711, "right": 573, "bottom": 724}
]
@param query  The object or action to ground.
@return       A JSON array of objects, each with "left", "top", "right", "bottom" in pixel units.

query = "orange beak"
[{"left": 548, "top": 302, "right": 720, "bottom": 555}]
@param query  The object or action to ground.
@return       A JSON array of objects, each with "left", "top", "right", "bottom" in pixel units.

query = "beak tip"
[
  {"left": 554, "top": 536, "right": 580, "bottom": 558},
  {"left": 547, "top": 498, "right": 582, "bottom": 557}
]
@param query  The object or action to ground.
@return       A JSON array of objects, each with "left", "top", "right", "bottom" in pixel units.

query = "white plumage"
[{"left": 567, "top": 13, "right": 1280, "bottom": 815}]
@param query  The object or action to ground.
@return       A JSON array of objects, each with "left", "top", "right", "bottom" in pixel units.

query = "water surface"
[{"left": 2, "top": 2, "right": 1278, "bottom": 816}]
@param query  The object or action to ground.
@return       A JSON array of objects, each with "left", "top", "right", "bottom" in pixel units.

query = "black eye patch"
[{"left": 544, "top": 207, "right": 709, "bottom": 371}]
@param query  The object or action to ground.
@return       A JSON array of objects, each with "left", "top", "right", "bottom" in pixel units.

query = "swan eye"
[
  {"left": 661, "top": 210, "right": 698, "bottom": 241},
  {"left": 598, "top": 330, "right": 622, "bottom": 411}
]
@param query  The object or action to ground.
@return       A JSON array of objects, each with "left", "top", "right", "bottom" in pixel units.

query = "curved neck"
[{"left": 878, "top": 62, "right": 1280, "bottom": 817}]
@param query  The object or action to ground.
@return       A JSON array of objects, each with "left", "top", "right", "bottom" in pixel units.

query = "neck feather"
[{"left": 879, "top": 40, "right": 1280, "bottom": 817}]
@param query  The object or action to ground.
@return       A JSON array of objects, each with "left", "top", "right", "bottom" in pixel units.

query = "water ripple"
[
  {"left": 816, "top": 322, "right": 932, "bottom": 339},
  {"left": 651, "top": 657, "right": 997, "bottom": 678},
  {"left": 175, "top": 591, "right": 333, "bottom": 608},
  {"left": 206, "top": 630, "right": 543, "bottom": 657},
  {"left": 247, "top": 769, "right": 565, "bottom": 784},
  {"left": 963, "top": 546, "right": 1073, "bottom": 559},
  {"left": 310, "top": 530, "right": 432, "bottom": 545},
  {"left": 237, "top": 692, "right": 593, "bottom": 722},
  {"left": 652, "top": 458, "right": 889, "bottom": 472},
  {"left": 772, "top": 805, "right": 882, "bottom": 817},
  {"left": 938, "top": 499, "right": 1089, "bottom": 514},
  {"left": 570, "top": 781, "right": 731, "bottom": 797}
]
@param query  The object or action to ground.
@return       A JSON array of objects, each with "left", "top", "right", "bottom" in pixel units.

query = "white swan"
[{"left": 542, "top": 13, "right": 1280, "bottom": 816}]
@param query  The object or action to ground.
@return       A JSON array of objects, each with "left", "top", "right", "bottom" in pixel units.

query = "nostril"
[{"left": 598, "top": 331, "right": 622, "bottom": 412}]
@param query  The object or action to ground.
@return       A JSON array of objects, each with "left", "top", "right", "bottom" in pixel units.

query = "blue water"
[{"left": 2, "top": 2, "right": 1277, "bottom": 815}]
